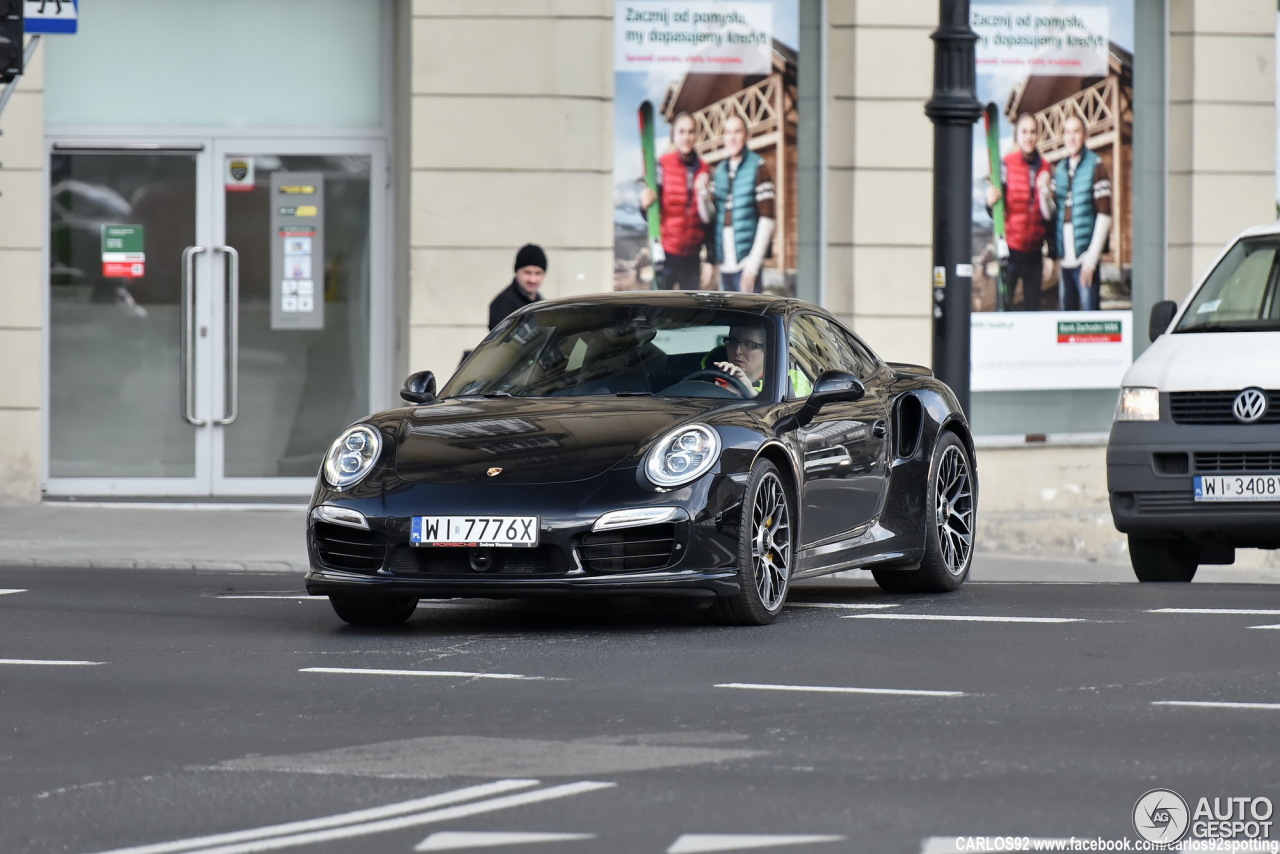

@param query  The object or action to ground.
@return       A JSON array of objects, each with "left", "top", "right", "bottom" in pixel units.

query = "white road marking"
[
  {"left": 1153, "top": 700, "right": 1280, "bottom": 711},
  {"left": 668, "top": 833, "right": 847, "bottom": 853},
  {"left": 1149, "top": 608, "right": 1280, "bottom": 615},
  {"left": 216, "top": 595, "right": 328, "bottom": 601},
  {"left": 1249, "top": 624, "right": 1280, "bottom": 630},
  {"left": 786, "top": 602, "right": 900, "bottom": 610},
  {"left": 0, "top": 658, "right": 103, "bottom": 666},
  {"left": 717, "top": 682, "right": 963, "bottom": 698},
  {"left": 150, "top": 781, "right": 615, "bottom": 854},
  {"left": 87, "top": 781, "right": 538, "bottom": 854},
  {"left": 416, "top": 831, "right": 594, "bottom": 851},
  {"left": 842, "top": 614, "right": 1085, "bottom": 623},
  {"left": 0, "top": 589, "right": 26, "bottom": 595},
  {"left": 300, "top": 667, "right": 547, "bottom": 681}
]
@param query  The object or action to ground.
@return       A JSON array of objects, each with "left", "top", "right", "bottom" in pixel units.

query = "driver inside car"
[
  {"left": 705, "top": 322, "right": 813, "bottom": 399},
  {"left": 711, "top": 324, "right": 768, "bottom": 396}
]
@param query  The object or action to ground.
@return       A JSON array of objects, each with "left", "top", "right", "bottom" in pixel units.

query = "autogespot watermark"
[{"left": 1133, "top": 788, "right": 1277, "bottom": 849}]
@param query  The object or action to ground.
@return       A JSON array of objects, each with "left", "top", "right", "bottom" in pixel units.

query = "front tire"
[
  {"left": 873, "top": 431, "right": 975, "bottom": 593},
  {"left": 329, "top": 593, "right": 419, "bottom": 626},
  {"left": 1128, "top": 535, "right": 1198, "bottom": 582},
  {"left": 711, "top": 460, "right": 794, "bottom": 626}
]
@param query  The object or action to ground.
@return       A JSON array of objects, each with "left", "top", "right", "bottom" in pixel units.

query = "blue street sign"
[{"left": 24, "top": 0, "right": 78, "bottom": 35}]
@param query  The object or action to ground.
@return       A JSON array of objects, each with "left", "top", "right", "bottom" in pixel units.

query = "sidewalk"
[{"left": 0, "top": 502, "right": 310, "bottom": 573}]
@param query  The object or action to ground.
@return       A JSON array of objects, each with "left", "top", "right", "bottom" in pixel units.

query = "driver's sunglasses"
[{"left": 724, "top": 336, "right": 765, "bottom": 352}]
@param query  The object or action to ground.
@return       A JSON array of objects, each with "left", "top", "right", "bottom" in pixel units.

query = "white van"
[{"left": 1107, "top": 223, "right": 1280, "bottom": 581}]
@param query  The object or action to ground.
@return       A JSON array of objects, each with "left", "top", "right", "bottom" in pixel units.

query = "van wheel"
[{"left": 1128, "top": 535, "right": 1198, "bottom": 582}]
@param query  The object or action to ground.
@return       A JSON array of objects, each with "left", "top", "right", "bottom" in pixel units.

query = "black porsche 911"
[{"left": 305, "top": 292, "right": 977, "bottom": 626}]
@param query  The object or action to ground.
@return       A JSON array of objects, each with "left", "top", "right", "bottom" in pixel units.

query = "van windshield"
[{"left": 1174, "top": 237, "right": 1280, "bottom": 333}]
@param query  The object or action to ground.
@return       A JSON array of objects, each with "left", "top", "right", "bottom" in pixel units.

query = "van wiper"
[{"left": 1176, "top": 324, "right": 1272, "bottom": 333}]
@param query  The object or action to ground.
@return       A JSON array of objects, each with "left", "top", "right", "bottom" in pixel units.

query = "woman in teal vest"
[
  {"left": 1052, "top": 114, "right": 1113, "bottom": 311},
  {"left": 707, "top": 115, "right": 776, "bottom": 293}
]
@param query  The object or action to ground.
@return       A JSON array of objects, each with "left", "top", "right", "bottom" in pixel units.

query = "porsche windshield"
[
  {"left": 1175, "top": 236, "right": 1280, "bottom": 333},
  {"left": 441, "top": 305, "right": 775, "bottom": 399}
]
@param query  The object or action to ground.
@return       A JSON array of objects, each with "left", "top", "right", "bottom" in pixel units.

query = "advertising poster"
[
  {"left": 613, "top": 1, "right": 799, "bottom": 295},
  {"left": 970, "top": 2, "right": 1135, "bottom": 391}
]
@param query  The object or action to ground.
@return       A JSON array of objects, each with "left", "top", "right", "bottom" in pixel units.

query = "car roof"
[
  {"left": 1236, "top": 221, "right": 1280, "bottom": 240},
  {"left": 527, "top": 290, "right": 812, "bottom": 317}
]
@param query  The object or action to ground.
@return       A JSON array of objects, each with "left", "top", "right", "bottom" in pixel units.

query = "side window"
[
  {"left": 838, "top": 329, "right": 880, "bottom": 379},
  {"left": 788, "top": 314, "right": 879, "bottom": 399}
]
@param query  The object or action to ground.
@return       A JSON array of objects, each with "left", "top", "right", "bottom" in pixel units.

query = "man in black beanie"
[{"left": 488, "top": 243, "right": 547, "bottom": 329}]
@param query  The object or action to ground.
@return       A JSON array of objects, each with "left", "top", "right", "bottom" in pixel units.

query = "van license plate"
[
  {"left": 1194, "top": 475, "right": 1280, "bottom": 502},
  {"left": 411, "top": 516, "right": 539, "bottom": 547}
]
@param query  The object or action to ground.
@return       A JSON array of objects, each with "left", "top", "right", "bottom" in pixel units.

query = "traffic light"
[{"left": 0, "top": 0, "right": 22, "bottom": 84}]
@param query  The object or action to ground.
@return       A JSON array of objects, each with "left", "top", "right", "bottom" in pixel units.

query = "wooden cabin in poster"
[{"left": 659, "top": 40, "right": 799, "bottom": 284}]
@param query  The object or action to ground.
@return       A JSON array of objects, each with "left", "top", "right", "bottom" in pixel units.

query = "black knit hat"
[{"left": 514, "top": 243, "right": 547, "bottom": 272}]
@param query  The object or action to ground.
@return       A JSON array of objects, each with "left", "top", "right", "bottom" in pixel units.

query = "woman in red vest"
[
  {"left": 986, "top": 113, "right": 1054, "bottom": 311},
  {"left": 640, "top": 112, "right": 712, "bottom": 290}
]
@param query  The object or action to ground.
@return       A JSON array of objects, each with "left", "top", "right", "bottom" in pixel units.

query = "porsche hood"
[{"left": 392, "top": 397, "right": 724, "bottom": 485}]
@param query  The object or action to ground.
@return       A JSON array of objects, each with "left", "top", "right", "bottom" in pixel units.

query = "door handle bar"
[
  {"left": 181, "top": 245, "right": 207, "bottom": 426},
  {"left": 213, "top": 245, "right": 240, "bottom": 426}
]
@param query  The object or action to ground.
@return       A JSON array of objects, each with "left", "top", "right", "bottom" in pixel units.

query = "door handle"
[
  {"left": 212, "top": 245, "right": 240, "bottom": 426},
  {"left": 872, "top": 420, "right": 887, "bottom": 440},
  {"left": 181, "top": 245, "right": 207, "bottom": 426}
]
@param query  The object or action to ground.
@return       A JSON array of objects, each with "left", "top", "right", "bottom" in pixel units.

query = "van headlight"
[
  {"left": 644, "top": 424, "right": 721, "bottom": 488},
  {"left": 323, "top": 424, "right": 382, "bottom": 489},
  {"left": 1116, "top": 387, "right": 1160, "bottom": 422}
]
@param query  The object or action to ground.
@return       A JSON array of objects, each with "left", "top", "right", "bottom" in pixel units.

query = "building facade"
[{"left": 0, "top": 1, "right": 1274, "bottom": 556}]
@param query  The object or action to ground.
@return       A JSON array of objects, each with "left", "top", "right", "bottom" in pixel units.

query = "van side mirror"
[
  {"left": 400, "top": 370, "right": 437, "bottom": 404},
  {"left": 1149, "top": 300, "right": 1177, "bottom": 342}
]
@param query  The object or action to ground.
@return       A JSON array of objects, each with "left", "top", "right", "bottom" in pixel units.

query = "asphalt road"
[{"left": 2, "top": 562, "right": 1279, "bottom": 854}]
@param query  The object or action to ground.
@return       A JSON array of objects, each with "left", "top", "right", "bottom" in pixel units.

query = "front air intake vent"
[
  {"left": 312, "top": 521, "right": 386, "bottom": 572},
  {"left": 579, "top": 523, "right": 676, "bottom": 573}
]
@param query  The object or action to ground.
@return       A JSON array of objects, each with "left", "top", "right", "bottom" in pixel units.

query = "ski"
[
  {"left": 638, "top": 100, "right": 664, "bottom": 285},
  {"left": 983, "top": 102, "right": 1010, "bottom": 312}
]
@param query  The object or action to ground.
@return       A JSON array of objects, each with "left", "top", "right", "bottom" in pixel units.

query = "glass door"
[
  {"left": 46, "top": 139, "right": 385, "bottom": 498},
  {"left": 210, "top": 141, "right": 382, "bottom": 494},
  {"left": 48, "top": 146, "right": 213, "bottom": 494}
]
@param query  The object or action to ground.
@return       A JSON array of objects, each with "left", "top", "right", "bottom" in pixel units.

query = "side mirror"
[
  {"left": 400, "top": 370, "right": 437, "bottom": 404},
  {"left": 803, "top": 370, "right": 865, "bottom": 415},
  {"left": 1149, "top": 300, "right": 1177, "bottom": 342}
]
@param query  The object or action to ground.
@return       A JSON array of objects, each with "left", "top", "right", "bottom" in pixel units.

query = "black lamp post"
[{"left": 923, "top": 0, "right": 982, "bottom": 417}]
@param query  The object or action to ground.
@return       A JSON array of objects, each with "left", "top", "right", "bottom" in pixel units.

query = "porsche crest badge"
[{"left": 487, "top": 467, "right": 502, "bottom": 477}]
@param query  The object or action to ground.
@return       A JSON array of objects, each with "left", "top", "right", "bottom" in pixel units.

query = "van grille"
[
  {"left": 1195, "top": 452, "right": 1280, "bottom": 473},
  {"left": 1170, "top": 391, "right": 1280, "bottom": 425}
]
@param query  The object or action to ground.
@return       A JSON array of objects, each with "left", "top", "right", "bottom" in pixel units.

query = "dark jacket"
[{"left": 488, "top": 279, "right": 543, "bottom": 330}]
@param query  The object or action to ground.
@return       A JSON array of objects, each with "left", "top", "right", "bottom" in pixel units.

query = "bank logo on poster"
[{"left": 969, "top": 0, "right": 1135, "bottom": 392}]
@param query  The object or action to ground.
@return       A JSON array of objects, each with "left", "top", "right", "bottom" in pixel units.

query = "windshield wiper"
[
  {"left": 480, "top": 391, "right": 515, "bottom": 398},
  {"left": 614, "top": 391, "right": 653, "bottom": 397},
  {"left": 1176, "top": 324, "right": 1275, "bottom": 333}
]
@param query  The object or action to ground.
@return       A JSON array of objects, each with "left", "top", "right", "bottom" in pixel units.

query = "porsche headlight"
[
  {"left": 323, "top": 424, "right": 382, "bottom": 489},
  {"left": 644, "top": 424, "right": 721, "bottom": 488},
  {"left": 1116, "top": 387, "right": 1160, "bottom": 422}
]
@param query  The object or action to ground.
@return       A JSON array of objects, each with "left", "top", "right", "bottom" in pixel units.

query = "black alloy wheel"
[
  {"left": 874, "top": 431, "right": 975, "bottom": 593},
  {"left": 711, "top": 459, "right": 794, "bottom": 625}
]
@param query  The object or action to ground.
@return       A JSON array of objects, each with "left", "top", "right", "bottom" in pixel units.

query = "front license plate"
[
  {"left": 1194, "top": 475, "right": 1280, "bottom": 502},
  {"left": 411, "top": 516, "right": 539, "bottom": 547}
]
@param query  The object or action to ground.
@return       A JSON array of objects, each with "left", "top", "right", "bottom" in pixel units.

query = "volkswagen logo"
[{"left": 1233, "top": 388, "right": 1268, "bottom": 424}]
